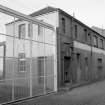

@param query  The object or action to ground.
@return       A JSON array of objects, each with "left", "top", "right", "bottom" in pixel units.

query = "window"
[
  {"left": 97, "top": 58, "right": 103, "bottom": 78},
  {"left": 62, "top": 17, "right": 66, "bottom": 33},
  {"left": 85, "top": 57, "right": 88, "bottom": 66},
  {"left": 18, "top": 53, "right": 26, "bottom": 72},
  {"left": 88, "top": 33, "right": 91, "bottom": 43},
  {"left": 84, "top": 29, "right": 87, "bottom": 41},
  {"left": 100, "top": 39, "right": 104, "bottom": 49},
  {"left": 19, "top": 24, "right": 26, "bottom": 39},
  {"left": 93, "top": 35, "right": 98, "bottom": 47},
  {"left": 98, "top": 58, "right": 102, "bottom": 65},
  {"left": 28, "top": 23, "right": 32, "bottom": 38},
  {"left": 77, "top": 53, "right": 80, "bottom": 63},
  {"left": 74, "top": 25, "right": 77, "bottom": 38},
  {"left": 38, "top": 25, "right": 43, "bottom": 35}
]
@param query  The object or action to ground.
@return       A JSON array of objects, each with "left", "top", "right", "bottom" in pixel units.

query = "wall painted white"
[{"left": 33, "top": 11, "right": 59, "bottom": 28}]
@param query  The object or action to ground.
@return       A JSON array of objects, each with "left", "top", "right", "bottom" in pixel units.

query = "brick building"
[{"left": 29, "top": 6, "right": 105, "bottom": 89}]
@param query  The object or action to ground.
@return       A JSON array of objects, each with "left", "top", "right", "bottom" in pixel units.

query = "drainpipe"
[
  {"left": 90, "top": 33, "right": 93, "bottom": 81},
  {"left": 71, "top": 17, "right": 74, "bottom": 85}
]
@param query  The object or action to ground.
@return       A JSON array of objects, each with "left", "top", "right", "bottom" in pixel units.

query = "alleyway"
[{"left": 7, "top": 80, "right": 105, "bottom": 105}]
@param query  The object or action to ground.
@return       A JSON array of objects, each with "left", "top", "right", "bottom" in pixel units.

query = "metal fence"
[{"left": 0, "top": 5, "right": 57, "bottom": 104}]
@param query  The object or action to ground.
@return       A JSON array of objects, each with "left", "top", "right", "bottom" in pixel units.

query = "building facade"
[
  {"left": 0, "top": 5, "right": 105, "bottom": 104},
  {"left": 0, "top": 5, "right": 57, "bottom": 104},
  {"left": 30, "top": 6, "right": 105, "bottom": 89}
]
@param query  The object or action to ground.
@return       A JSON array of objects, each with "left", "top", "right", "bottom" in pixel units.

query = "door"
[{"left": 64, "top": 56, "right": 71, "bottom": 83}]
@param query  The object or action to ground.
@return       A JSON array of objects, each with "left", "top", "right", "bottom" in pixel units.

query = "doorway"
[{"left": 64, "top": 56, "right": 71, "bottom": 84}]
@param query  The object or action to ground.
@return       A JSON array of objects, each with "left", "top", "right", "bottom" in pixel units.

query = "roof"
[
  {"left": 0, "top": 4, "right": 54, "bottom": 30},
  {"left": 29, "top": 6, "right": 105, "bottom": 38},
  {"left": 30, "top": 6, "right": 58, "bottom": 17}
]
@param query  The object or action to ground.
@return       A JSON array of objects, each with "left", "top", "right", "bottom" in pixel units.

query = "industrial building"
[
  {"left": 0, "top": 5, "right": 57, "bottom": 104},
  {"left": 0, "top": 5, "right": 105, "bottom": 104},
  {"left": 29, "top": 6, "right": 105, "bottom": 89}
]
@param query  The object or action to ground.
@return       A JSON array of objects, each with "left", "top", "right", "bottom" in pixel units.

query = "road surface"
[{"left": 9, "top": 80, "right": 105, "bottom": 105}]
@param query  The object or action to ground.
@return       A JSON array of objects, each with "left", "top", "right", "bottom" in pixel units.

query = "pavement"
[{"left": 6, "top": 80, "right": 105, "bottom": 105}]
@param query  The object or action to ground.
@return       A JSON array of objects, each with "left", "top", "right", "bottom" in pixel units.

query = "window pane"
[
  {"left": 62, "top": 18, "right": 65, "bottom": 33},
  {"left": 93, "top": 36, "right": 98, "bottom": 47},
  {"left": 19, "top": 24, "right": 26, "bottom": 39},
  {"left": 32, "top": 24, "right": 38, "bottom": 41}
]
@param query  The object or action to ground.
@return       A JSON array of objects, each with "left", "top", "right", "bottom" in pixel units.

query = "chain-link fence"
[{"left": 0, "top": 5, "right": 57, "bottom": 104}]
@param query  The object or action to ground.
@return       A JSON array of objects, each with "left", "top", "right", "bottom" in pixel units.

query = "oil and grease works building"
[{"left": 0, "top": 5, "right": 104, "bottom": 104}]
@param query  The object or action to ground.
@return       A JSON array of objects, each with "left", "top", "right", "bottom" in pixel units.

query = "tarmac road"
[{"left": 9, "top": 80, "right": 105, "bottom": 105}]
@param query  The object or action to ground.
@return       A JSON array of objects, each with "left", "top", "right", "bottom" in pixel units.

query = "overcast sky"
[{"left": 0, "top": 0, "right": 105, "bottom": 29}]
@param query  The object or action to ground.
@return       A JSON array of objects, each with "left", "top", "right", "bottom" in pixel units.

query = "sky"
[{"left": 0, "top": 0, "right": 105, "bottom": 29}]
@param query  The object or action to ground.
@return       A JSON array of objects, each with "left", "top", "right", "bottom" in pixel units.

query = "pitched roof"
[
  {"left": 30, "top": 6, "right": 58, "bottom": 17},
  {"left": 29, "top": 6, "right": 105, "bottom": 38}
]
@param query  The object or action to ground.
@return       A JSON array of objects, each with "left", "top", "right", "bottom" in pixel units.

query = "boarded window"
[
  {"left": 18, "top": 53, "right": 26, "bottom": 72},
  {"left": 19, "top": 24, "right": 26, "bottom": 39}
]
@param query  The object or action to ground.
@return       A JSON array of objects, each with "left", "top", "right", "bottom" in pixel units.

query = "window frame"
[
  {"left": 74, "top": 25, "right": 77, "bottom": 38},
  {"left": 38, "top": 24, "right": 43, "bottom": 36},
  {"left": 18, "top": 24, "right": 26, "bottom": 39},
  {"left": 100, "top": 38, "right": 104, "bottom": 49},
  {"left": 62, "top": 17, "right": 66, "bottom": 33},
  {"left": 93, "top": 35, "right": 98, "bottom": 47},
  {"left": 84, "top": 29, "right": 87, "bottom": 41},
  {"left": 18, "top": 53, "right": 26, "bottom": 72}
]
